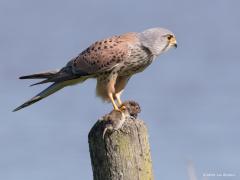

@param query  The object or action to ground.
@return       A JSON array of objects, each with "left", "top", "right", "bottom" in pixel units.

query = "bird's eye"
[{"left": 167, "top": 35, "right": 172, "bottom": 40}]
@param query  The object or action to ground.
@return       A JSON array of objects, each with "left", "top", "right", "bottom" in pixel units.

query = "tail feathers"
[
  {"left": 29, "top": 73, "right": 79, "bottom": 87},
  {"left": 19, "top": 70, "right": 59, "bottom": 79},
  {"left": 29, "top": 79, "right": 54, "bottom": 87},
  {"left": 13, "top": 82, "right": 65, "bottom": 112},
  {"left": 20, "top": 70, "right": 81, "bottom": 87}
]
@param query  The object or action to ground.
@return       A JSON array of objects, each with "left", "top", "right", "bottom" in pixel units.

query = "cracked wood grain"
[{"left": 88, "top": 101, "right": 154, "bottom": 180}]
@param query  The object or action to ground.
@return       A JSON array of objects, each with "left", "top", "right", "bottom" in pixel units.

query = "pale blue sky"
[{"left": 0, "top": 0, "right": 240, "bottom": 179}]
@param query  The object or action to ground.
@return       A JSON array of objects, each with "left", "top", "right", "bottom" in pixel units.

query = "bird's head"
[{"left": 138, "top": 27, "right": 177, "bottom": 56}]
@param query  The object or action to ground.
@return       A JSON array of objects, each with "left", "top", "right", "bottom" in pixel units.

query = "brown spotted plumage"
[{"left": 14, "top": 27, "right": 177, "bottom": 112}]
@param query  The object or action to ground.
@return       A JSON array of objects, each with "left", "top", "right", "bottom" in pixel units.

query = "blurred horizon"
[{"left": 0, "top": 0, "right": 240, "bottom": 180}]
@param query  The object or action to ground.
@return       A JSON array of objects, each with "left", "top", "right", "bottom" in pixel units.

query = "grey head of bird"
[{"left": 138, "top": 27, "right": 177, "bottom": 56}]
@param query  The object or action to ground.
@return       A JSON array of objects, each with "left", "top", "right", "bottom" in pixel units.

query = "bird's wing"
[
  {"left": 23, "top": 32, "right": 140, "bottom": 86},
  {"left": 67, "top": 32, "right": 140, "bottom": 75}
]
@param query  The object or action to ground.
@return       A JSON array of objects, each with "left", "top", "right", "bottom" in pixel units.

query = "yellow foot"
[
  {"left": 120, "top": 105, "right": 126, "bottom": 111},
  {"left": 114, "top": 105, "right": 126, "bottom": 112}
]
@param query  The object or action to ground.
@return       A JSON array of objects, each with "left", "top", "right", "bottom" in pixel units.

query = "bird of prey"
[{"left": 13, "top": 27, "right": 177, "bottom": 112}]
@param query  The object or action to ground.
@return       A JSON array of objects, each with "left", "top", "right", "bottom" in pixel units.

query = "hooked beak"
[{"left": 169, "top": 37, "right": 177, "bottom": 48}]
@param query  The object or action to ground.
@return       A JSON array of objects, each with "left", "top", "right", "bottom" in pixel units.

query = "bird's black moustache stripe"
[{"left": 161, "top": 42, "right": 170, "bottom": 52}]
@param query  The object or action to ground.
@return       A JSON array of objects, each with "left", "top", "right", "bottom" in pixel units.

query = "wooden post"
[{"left": 88, "top": 101, "right": 154, "bottom": 180}]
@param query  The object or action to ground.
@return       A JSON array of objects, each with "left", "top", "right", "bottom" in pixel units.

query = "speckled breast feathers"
[{"left": 67, "top": 32, "right": 153, "bottom": 102}]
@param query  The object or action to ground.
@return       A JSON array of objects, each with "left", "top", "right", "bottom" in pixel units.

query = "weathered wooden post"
[{"left": 88, "top": 101, "right": 154, "bottom": 180}]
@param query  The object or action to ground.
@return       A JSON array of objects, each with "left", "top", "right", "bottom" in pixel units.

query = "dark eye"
[{"left": 167, "top": 35, "right": 172, "bottom": 40}]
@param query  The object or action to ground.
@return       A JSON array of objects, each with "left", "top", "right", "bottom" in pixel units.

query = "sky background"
[{"left": 0, "top": 0, "right": 240, "bottom": 179}]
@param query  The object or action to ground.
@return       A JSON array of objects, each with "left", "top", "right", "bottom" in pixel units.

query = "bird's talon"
[
  {"left": 113, "top": 105, "right": 126, "bottom": 112},
  {"left": 119, "top": 105, "right": 126, "bottom": 111}
]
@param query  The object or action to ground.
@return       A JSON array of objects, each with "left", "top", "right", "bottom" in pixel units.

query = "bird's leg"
[
  {"left": 108, "top": 93, "right": 119, "bottom": 111},
  {"left": 107, "top": 72, "right": 122, "bottom": 111},
  {"left": 114, "top": 92, "right": 127, "bottom": 111},
  {"left": 107, "top": 71, "right": 126, "bottom": 111},
  {"left": 115, "top": 93, "right": 122, "bottom": 106}
]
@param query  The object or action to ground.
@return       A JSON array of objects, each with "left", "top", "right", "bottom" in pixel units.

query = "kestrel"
[{"left": 13, "top": 27, "right": 177, "bottom": 112}]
